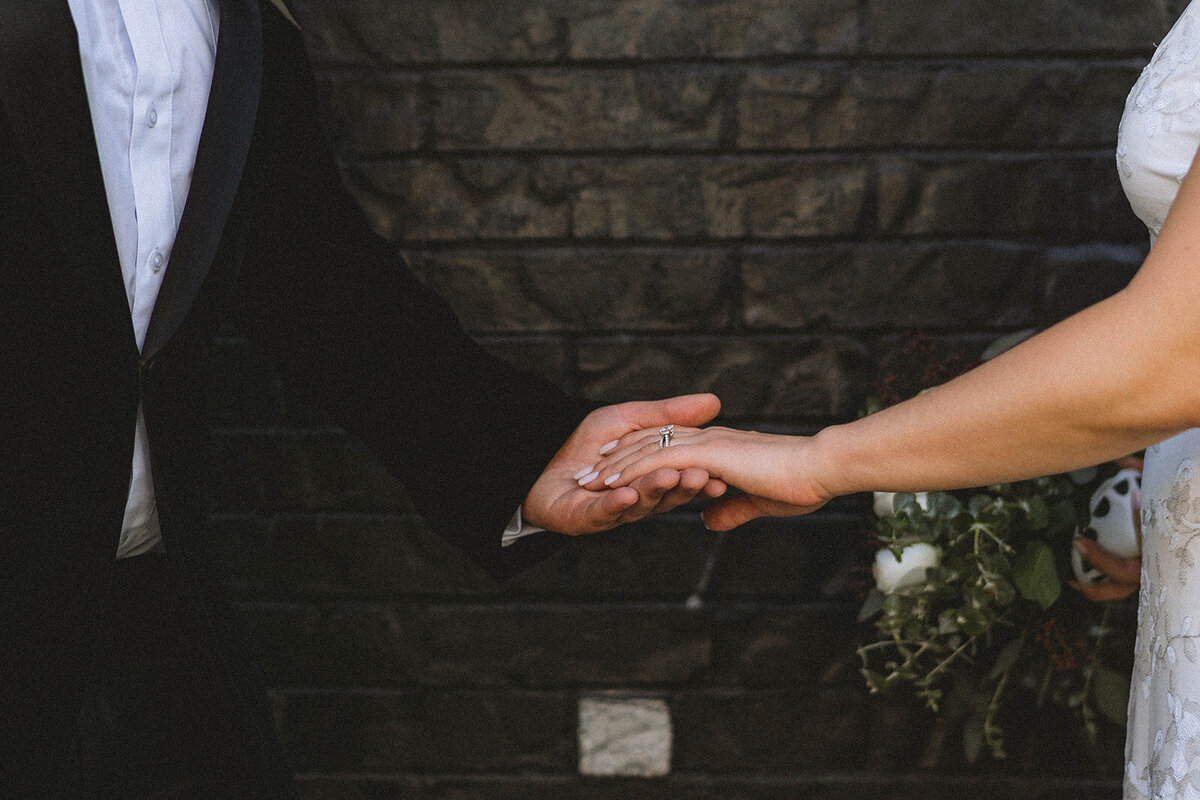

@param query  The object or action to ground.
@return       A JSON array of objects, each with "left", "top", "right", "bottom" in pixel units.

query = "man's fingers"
[
  {"left": 701, "top": 494, "right": 763, "bottom": 531},
  {"left": 612, "top": 468, "right": 683, "bottom": 522},
  {"left": 581, "top": 485, "right": 640, "bottom": 531},
  {"left": 1070, "top": 579, "right": 1139, "bottom": 602},
  {"left": 1074, "top": 538, "right": 1142, "bottom": 584}
]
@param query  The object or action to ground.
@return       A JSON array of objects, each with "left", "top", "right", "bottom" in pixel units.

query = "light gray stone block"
[{"left": 578, "top": 695, "right": 672, "bottom": 777}]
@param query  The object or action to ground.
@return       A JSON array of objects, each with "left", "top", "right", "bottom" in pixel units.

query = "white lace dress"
[{"left": 1117, "top": 4, "right": 1200, "bottom": 797}]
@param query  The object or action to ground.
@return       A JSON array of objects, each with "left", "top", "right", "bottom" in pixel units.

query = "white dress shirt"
[
  {"left": 66, "top": 0, "right": 534, "bottom": 557},
  {"left": 67, "top": 0, "right": 220, "bottom": 558}
]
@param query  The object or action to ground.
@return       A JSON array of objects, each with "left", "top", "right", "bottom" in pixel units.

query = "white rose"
[
  {"left": 873, "top": 542, "right": 941, "bottom": 594},
  {"left": 873, "top": 491, "right": 931, "bottom": 518}
]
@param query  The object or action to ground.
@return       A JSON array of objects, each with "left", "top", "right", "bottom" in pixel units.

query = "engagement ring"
[{"left": 658, "top": 424, "right": 674, "bottom": 448}]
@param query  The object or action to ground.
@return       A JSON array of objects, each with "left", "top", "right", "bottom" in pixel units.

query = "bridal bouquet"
[{"left": 855, "top": 333, "right": 1138, "bottom": 762}]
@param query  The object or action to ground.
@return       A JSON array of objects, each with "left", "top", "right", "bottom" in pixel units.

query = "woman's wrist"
[{"left": 802, "top": 423, "right": 855, "bottom": 502}]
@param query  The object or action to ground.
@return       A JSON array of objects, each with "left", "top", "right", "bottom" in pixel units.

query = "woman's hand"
[{"left": 575, "top": 425, "right": 834, "bottom": 530}]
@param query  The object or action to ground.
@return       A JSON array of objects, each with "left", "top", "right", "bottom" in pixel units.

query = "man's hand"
[{"left": 523, "top": 394, "right": 726, "bottom": 534}]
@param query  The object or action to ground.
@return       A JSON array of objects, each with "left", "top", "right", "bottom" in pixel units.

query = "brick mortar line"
[
  {"left": 398, "top": 240, "right": 1146, "bottom": 254},
  {"left": 398, "top": 234, "right": 1139, "bottom": 250},
  {"left": 345, "top": 147, "right": 1120, "bottom": 162},
  {"left": 316, "top": 57, "right": 1150, "bottom": 77},
  {"left": 311, "top": 53, "right": 1154, "bottom": 72},
  {"left": 235, "top": 599, "right": 861, "bottom": 613},
  {"left": 291, "top": 772, "right": 1122, "bottom": 787}
]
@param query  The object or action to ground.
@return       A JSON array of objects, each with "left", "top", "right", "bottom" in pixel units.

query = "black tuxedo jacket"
[{"left": 0, "top": 0, "right": 590, "bottom": 789}]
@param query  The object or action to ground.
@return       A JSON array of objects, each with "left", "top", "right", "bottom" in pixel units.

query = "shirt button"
[
  {"left": 146, "top": 106, "right": 158, "bottom": 128},
  {"left": 149, "top": 248, "right": 165, "bottom": 272}
]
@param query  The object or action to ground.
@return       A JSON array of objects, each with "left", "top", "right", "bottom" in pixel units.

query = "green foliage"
[{"left": 859, "top": 473, "right": 1134, "bottom": 762}]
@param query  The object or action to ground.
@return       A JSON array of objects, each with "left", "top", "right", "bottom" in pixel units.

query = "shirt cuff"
[{"left": 502, "top": 506, "right": 545, "bottom": 547}]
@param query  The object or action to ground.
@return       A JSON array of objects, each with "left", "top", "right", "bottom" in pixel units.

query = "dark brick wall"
[{"left": 206, "top": 1, "right": 1191, "bottom": 796}]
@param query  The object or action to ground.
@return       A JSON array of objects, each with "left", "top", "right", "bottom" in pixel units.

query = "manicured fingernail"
[
  {"left": 599, "top": 440, "right": 619, "bottom": 455},
  {"left": 574, "top": 465, "right": 595, "bottom": 480},
  {"left": 577, "top": 471, "right": 599, "bottom": 486},
  {"left": 1073, "top": 538, "right": 1090, "bottom": 553},
  {"left": 603, "top": 473, "right": 621, "bottom": 486}
]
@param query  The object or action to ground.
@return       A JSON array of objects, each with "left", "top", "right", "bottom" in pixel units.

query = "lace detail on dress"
[
  {"left": 1127, "top": 448, "right": 1200, "bottom": 800},
  {"left": 1119, "top": 11, "right": 1200, "bottom": 177},
  {"left": 1116, "top": 1, "right": 1200, "bottom": 240}
]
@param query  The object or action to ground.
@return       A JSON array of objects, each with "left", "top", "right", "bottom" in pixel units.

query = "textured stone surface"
[
  {"left": 278, "top": 689, "right": 574, "bottom": 772},
  {"left": 866, "top": 0, "right": 1169, "bottom": 55},
  {"left": 205, "top": 0, "right": 1163, "bottom": 793},
  {"left": 578, "top": 695, "right": 673, "bottom": 777},
  {"left": 430, "top": 69, "right": 723, "bottom": 151},
  {"left": 577, "top": 337, "right": 873, "bottom": 420},
  {"left": 741, "top": 243, "right": 1039, "bottom": 330},
  {"left": 409, "top": 248, "right": 730, "bottom": 332},
  {"left": 737, "top": 63, "right": 1139, "bottom": 150},
  {"left": 291, "top": 0, "right": 859, "bottom": 65},
  {"left": 344, "top": 157, "right": 870, "bottom": 242},
  {"left": 876, "top": 156, "right": 1143, "bottom": 241},
  {"left": 316, "top": 73, "right": 422, "bottom": 155}
]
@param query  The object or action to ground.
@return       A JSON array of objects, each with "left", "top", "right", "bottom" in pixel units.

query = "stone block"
[
  {"left": 278, "top": 689, "right": 574, "bottom": 772},
  {"left": 577, "top": 336, "right": 873, "bottom": 420},
  {"left": 344, "top": 157, "right": 869, "bottom": 243},
  {"left": 578, "top": 694, "right": 673, "bottom": 777},
  {"left": 241, "top": 601, "right": 715, "bottom": 687},
  {"left": 705, "top": 515, "right": 871, "bottom": 601},
  {"left": 866, "top": 0, "right": 1170, "bottom": 55},
  {"left": 292, "top": 0, "right": 858, "bottom": 65},
  {"left": 407, "top": 605, "right": 714, "bottom": 685},
  {"left": 670, "top": 687, "right": 872, "bottom": 772},
  {"left": 698, "top": 158, "right": 868, "bottom": 240},
  {"left": 1038, "top": 243, "right": 1145, "bottom": 324},
  {"left": 236, "top": 601, "right": 424, "bottom": 688},
  {"left": 741, "top": 243, "right": 1039, "bottom": 330},
  {"left": 709, "top": 606, "right": 862, "bottom": 687},
  {"left": 876, "top": 156, "right": 1144, "bottom": 242},
  {"left": 736, "top": 63, "right": 1138, "bottom": 150},
  {"left": 341, "top": 158, "right": 571, "bottom": 242},
  {"left": 566, "top": 0, "right": 859, "bottom": 60},
  {"left": 507, "top": 516, "right": 720, "bottom": 601},
  {"left": 316, "top": 73, "right": 423, "bottom": 156},
  {"left": 429, "top": 69, "right": 723, "bottom": 151},
  {"left": 408, "top": 248, "right": 730, "bottom": 332}
]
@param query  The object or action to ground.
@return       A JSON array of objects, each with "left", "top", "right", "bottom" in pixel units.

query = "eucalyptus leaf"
[
  {"left": 858, "top": 588, "right": 886, "bottom": 622},
  {"left": 1012, "top": 540, "right": 1061, "bottom": 609},
  {"left": 1022, "top": 496, "right": 1050, "bottom": 529},
  {"left": 988, "top": 638, "right": 1024, "bottom": 679},
  {"left": 968, "top": 494, "right": 994, "bottom": 518},
  {"left": 1094, "top": 665, "right": 1131, "bottom": 727}
]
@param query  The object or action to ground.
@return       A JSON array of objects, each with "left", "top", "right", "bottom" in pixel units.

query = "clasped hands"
[
  {"left": 541, "top": 407, "right": 1141, "bottom": 602},
  {"left": 526, "top": 400, "right": 833, "bottom": 535}
]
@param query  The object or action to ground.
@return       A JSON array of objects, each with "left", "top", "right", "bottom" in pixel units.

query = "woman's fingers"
[{"left": 580, "top": 431, "right": 712, "bottom": 490}]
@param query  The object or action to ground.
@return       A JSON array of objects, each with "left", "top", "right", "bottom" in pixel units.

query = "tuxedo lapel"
[
  {"left": 142, "top": 0, "right": 262, "bottom": 361},
  {"left": 0, "top": 0, "right": 133, "bottom": 347}
]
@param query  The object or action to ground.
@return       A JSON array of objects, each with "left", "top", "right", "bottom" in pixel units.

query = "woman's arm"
[{"left": 584, "top": 145, "right": 1200, "bottom": 530}]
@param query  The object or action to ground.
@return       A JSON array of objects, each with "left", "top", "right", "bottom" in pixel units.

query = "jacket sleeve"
[{"left": 230, "top": 8, "right": 594, "bottom": 581}]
